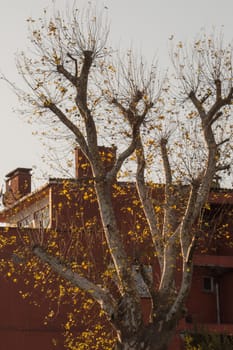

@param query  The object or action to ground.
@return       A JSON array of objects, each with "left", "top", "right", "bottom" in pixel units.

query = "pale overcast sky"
[{"left": 0, "top": 0, "right": 233, "bottom": 188}]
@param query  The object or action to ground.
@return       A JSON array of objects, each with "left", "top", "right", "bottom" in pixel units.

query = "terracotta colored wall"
[
  {"left": 1, "top": 184, "right": 233, "bottom": 349},
  {"left": 219, "top": 270, "right": 233, "bottom": 323},
  {"left": 186, "top": 267, "right": 217, "bottom": 324},
  {"left": 0, "top": 276, "right": 65, "bottom": 350}
]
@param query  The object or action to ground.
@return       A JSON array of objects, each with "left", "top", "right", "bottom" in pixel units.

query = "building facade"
[{"left": 0, "top": 147, "right": 233, "bottom": 349}]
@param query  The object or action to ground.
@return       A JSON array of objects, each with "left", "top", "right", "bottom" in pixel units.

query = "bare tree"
[{"left": 2, "top": 5, "right": 233, "bottom": 350}]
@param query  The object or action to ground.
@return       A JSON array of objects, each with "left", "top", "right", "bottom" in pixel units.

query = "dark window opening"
[{"left": 203, "top": 276, "right": 214, "bottom": 292}]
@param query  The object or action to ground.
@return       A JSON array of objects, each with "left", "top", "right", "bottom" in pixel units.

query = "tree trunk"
[
  {"left": 114, "top": 322, "right": 176, "bottom": 350},
  {"left": 115, "top": 341, "right": 170, "bottom": 350}
]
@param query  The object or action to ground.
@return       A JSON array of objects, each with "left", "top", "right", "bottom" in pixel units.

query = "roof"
[
  {"left": 0, "top": 182, "right": 50, "bottom": 222},
  {"left": 0, "top": 178, "right": 82, "bottom": 222},
  {"left": 5, "top": 168, "right": 32, "bottom": 178},
  {"left": 0, "top": 175, "right": 233, "bottom": 222}
]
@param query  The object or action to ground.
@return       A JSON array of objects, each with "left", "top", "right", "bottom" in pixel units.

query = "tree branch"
[
  {"left": 129, "top": 90, "right": 143, "bottom": 113},
  {"left": 67, "top": 52, "right": 78, "bottom": 78},
  {"left": 111, "top": 98, "right": 128, "bottom": 117},
  {"left": 200, "top": 90, "right": 212, "bottom": 104},
  {"left": 139, "top": 101, "right": 154, "bottom": 120},
  {"left": 107, "top": 138, "right": 137, "bottom": 181},
  {"left": 189, "top": 91, "right": 206, "bottom": 118},
  {"left": 108, "top": 95, "right": 153, "bottom": 181},
  {"left": 33, "top": 245, "right": 116, "bottom": 319},
  {"left": 160, "top": 138, "right": 172, "bottom": 186},
  {"left": 57, "top": 64, "right": 78, "bottom": 86},
  {"left": 76, "top": 50, "right": 93, "bottom": 112},
  {"left": 45, "top": 102, "right": 89, "bottom": 155},
  {"left": 217, "top": 137, "right": 230, "bottom": 147},
  {"left": 215, "top": 163, "right": 230, "bottom": 172},
  {"left": 223, "top": 86, "right": 233, "bottom": 104},
  {"left": 166, "top": 261, "right": 193, "bottom": 323},
  {"left": 194, "top": 124, "right": 217, "bottom": 209},
  {"left": 179, "top": 180, "right": 201, "bottom": 260},
  {"left": 135, "top": 138, "right": 164, "bottom": 268},
  {"left": 138, "top": 263, "right": 156, "bottom": 301},
  {"left": 210, "top": 111, "right": 223, "bottom": 125},
  {"left": 215, "top": 79, "right": 222, "bottom": 101},
  {"left": 207, "top": 87, "right": 233, "bottom": 124}
]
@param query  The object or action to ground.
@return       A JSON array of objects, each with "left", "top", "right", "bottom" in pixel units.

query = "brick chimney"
[
  {"left": 75, "top": 146, "right": 116, "bottom": 179},
  {"left": 3, "top": 168, "right": 32, "bottom": 207}
]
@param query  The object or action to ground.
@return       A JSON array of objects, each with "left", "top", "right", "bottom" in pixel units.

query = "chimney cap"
[{"left": 5, "top": 168, "right": 32, "bottom": 179}]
